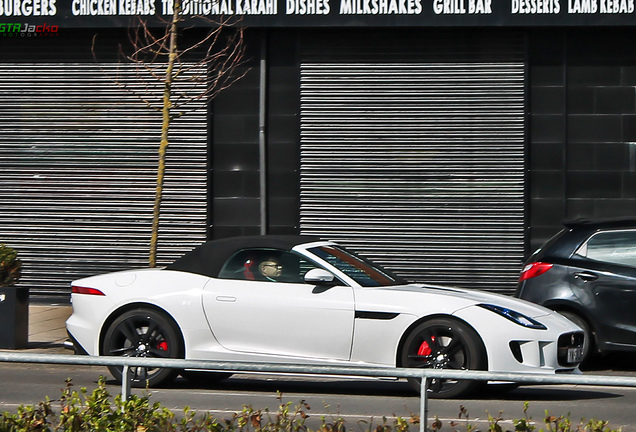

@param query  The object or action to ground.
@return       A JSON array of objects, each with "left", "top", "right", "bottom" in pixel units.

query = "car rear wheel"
[
  {"left": 400, "top": 318, "right": 487, "bottom": 398},
  {"left": 103, "top": 308, "right": 183, "bottom": 388},
  {"left": 559, "top": 311, "right": 593, "bottom": 362}
]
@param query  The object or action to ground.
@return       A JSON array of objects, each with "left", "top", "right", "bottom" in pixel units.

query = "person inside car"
[{"left": 258, "top": 257, "right": 284, "bottom": 281}]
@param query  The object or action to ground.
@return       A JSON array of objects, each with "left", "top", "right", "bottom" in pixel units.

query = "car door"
[
  {"left": 201, "top": 248, "right": 355, "bottom": 360},
  {"left": 569, "top": 229, "right": 636, "bottom": 348}
]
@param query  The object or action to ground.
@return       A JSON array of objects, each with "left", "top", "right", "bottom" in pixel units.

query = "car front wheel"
[
  {"left": 400, "top": 318, "right": 487, "bottom": 398},
  {"left": 103, "top": 308, "right": 183, "bottom": 387}
]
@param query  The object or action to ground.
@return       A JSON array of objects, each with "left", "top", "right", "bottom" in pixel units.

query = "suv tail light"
[{"left": 519, "top": 262, "right": 553, "bottom": 282}]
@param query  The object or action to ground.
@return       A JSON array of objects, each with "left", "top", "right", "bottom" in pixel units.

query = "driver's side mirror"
[{"left": 304, "top": 268, "right": 336, "bottom": 285}]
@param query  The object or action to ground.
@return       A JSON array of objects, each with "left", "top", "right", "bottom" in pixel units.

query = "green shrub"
[
  {"left": 0, "top": 379, "right": 622, "bottom": 432},
  {"left": 0, "top": 244, "right": 21, "bottom": 287}
]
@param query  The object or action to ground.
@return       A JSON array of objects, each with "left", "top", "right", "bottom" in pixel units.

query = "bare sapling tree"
[{"left": 94, "top": 1, "right": 246, "bottom": 267}]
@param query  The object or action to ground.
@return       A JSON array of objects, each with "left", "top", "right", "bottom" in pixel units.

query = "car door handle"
[
  {"left": 216, "top": 296, "right": 236, "bottom": 302},
  {"left": 574, "top": 271, "right": 598, "bottom": 282}
]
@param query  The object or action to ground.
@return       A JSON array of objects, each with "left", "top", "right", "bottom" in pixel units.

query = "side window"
[
  {"left": 218, "top": 248, "right": 320, "bottom": 283},
  {"left": 577, "top": 230, "right": 636, "bottom": 268}
]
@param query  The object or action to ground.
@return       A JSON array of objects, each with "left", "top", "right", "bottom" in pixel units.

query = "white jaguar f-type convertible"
[{"left": 66, "top": 235, "right": 584, "bottom": 398}]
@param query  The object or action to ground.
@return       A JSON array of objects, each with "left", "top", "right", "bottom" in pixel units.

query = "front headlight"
[{"left": 478, "top": 304, "right": 547, "bottom": 330}]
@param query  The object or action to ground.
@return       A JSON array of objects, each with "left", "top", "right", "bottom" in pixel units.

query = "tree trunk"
[{"left": 149, "top": 0, "right": 180, "bottom": 268}]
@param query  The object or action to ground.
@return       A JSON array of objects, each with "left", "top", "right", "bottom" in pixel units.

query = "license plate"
[{"left": 568, "top": 347, "right": 583, "bottom": 363}]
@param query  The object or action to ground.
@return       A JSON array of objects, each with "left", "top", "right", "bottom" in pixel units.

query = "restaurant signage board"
[{"left": 0, "top": 0, "right": 634, "bottom": 27}]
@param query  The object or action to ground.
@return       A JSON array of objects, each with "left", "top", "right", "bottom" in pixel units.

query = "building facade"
[{"left": 2, "top": 3, "right": 636, "bottom": 296}]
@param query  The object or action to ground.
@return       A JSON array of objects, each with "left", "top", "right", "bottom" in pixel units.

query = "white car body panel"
[
  {"left": 202, "top": 278, "right": 354, "bottom": 360},
  {"left": 66, "top": 237, "right": 584, "bottom": 392},
  {"left": 68, "top": 269, "right": 213, "bottom": 356},
  {"left": 452, "top": 304, "right": 579, "bottom": 373}
]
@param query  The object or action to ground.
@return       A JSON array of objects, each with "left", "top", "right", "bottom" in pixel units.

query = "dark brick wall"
[
  {"left": 210, "top": 32, "right": 262, "bottom": 238},
  {"left": 528, "top": 28, "right": 636, "bottom": 255},
  {"left": 210, "top": 29, "right": 300, "bottom": 238},
  {"left": 266, "top": 30, "right": 301, "bottom": 235},
  {"left": 528, "top": 29, "right": 568, "bottom": 252}
]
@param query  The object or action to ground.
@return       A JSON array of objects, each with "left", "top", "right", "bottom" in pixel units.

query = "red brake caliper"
[
  {"left": 418, "top": 336, "right": 435, "bottom": 356},
  {"left": 157, "top": 341, "right": 168, "bottom": 351}
]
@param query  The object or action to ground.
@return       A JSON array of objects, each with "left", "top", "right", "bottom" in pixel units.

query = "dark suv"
[{"left": 515, "top": 219, "right": 636, "bottom": 362}]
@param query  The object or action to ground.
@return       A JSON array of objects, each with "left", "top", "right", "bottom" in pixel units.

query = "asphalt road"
[{"left": 1, "top": 357, "right": 636, "bottom": 431}]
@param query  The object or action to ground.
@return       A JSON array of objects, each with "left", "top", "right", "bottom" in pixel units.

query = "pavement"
[{"left": 1, "top": 303, "right": 73, "bottom": 354}]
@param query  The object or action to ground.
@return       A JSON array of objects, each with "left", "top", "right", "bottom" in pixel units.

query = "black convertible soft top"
[{"left": 164, "top": 235, "right": 324, "bottom": 278}]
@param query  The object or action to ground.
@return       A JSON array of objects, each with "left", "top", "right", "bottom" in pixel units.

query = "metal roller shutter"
[
  {"left": 299, "top": 33, "right": 526, "bottom": 294},
  {"left": 0, "top": 63, "right": 208, "bottom": 296}
]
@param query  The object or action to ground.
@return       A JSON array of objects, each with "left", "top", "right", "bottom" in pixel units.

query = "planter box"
[{"left": 0, "top": 286, "right": 29, "bottom": 349}]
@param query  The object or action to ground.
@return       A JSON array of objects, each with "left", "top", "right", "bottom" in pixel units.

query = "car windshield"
[{"left": 307, "top": 245, "right": 406, "bottom": 287}]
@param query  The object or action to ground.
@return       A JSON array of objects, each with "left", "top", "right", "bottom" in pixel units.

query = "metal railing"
[{"left": 2, "top": 352, "right": 636, "bottom": 432}]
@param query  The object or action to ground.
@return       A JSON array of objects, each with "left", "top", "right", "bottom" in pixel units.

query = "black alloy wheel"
[
  {"left": 400, "top": 318, "right": 487, "bottom": 398},
  {"left": 103, "top": 308, "right": 183, "bottom": 388}
]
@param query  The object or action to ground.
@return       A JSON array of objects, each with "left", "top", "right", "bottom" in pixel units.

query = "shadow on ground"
[
  {"left": 103, "top": 373, "right": 621, "bottom": 403},
  {"left": 580, "top": 351, "right": 636, "bottom": 373}
]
